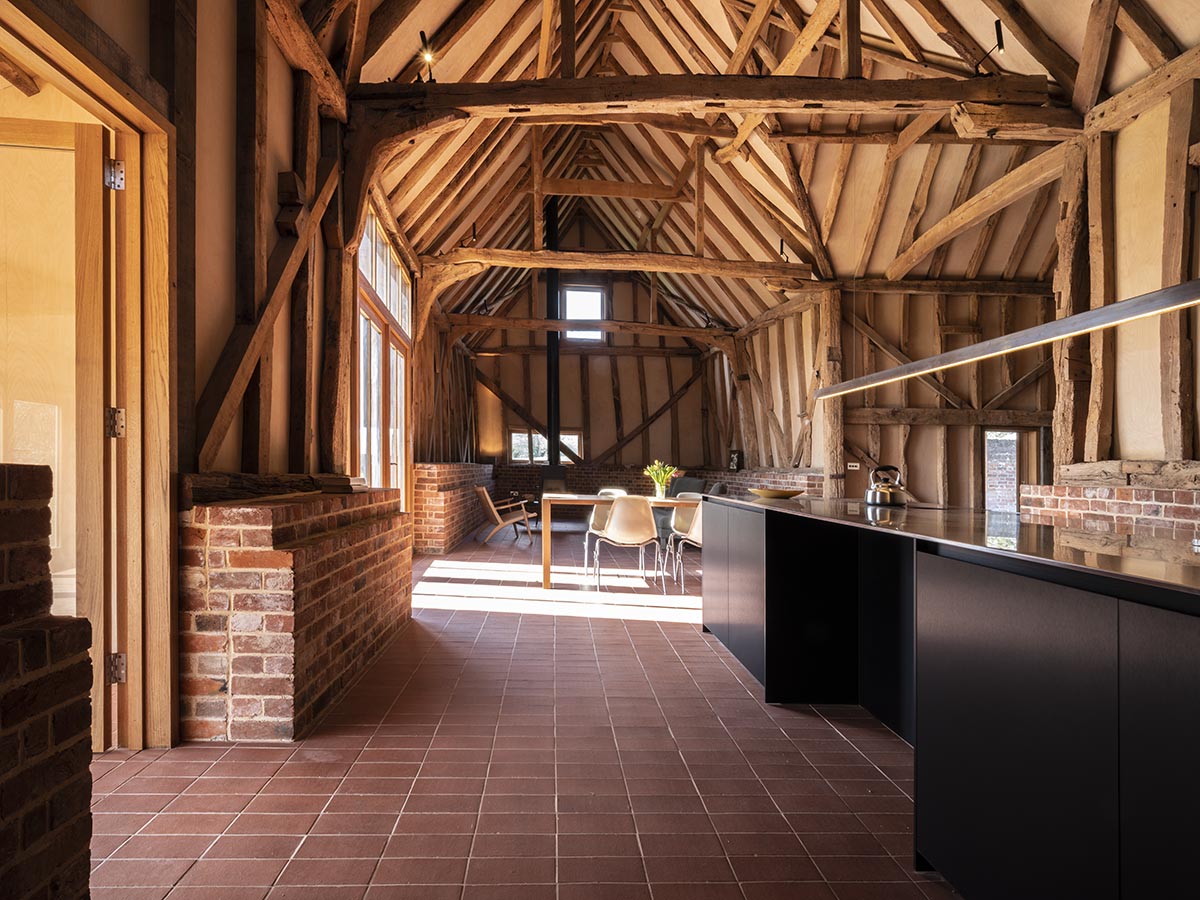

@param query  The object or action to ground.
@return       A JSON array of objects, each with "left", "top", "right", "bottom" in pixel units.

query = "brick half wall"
[
  {"left": 180, "top": 489, "right": 412, "bottom": 741},
  {"left": 413, "top": 464, "right": 495, "bottom": 555},
  {"left": 1021, "top": 483, "right": 1200, "bottom": 535},
  {"left": 0, "top": 464, "right": 92, "bottom": 900}
]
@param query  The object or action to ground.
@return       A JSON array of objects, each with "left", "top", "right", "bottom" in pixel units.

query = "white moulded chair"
[
  {"left": 584, "top": 488, "right": 627, "bottom": 575},
  {"left": 665, "top": 492, "right": 704, "bottom": 579},
  {"left": 591, "top": 495, "right": 663, "bottom": 590},
  {"left": 672, "top": 501, "right": 703, "bottom": 591}
]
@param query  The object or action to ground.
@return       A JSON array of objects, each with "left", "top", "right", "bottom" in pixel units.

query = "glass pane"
[
  {"left": 400, "top": 269, "right": 412, "bottom": 335},
  {"left": 562, "top": 434, "right": 581, "bottom": 454},
  {"left": 390, "top": 346, "right": 404, "bottom": 494},
  {"left": 374, "top": 220, "right": 388, "bottom": 294},
  {"left": 370, "top": 325, "right": 383, "bottom": 487},
  {"left": 510, "top": 431, "right": 529, "bottom": 463},
  {"left": 358, "top": 313, "right": 371, "bottom": 482},
  {"left": 564, "top": 287, "right": 604, "bottom": 340},
  {"left": 358, "top": 212, "right": 374, "bottom": 279},
  {"left": 387, "top": 252, "right": 400, "bottom": 320},
  {"left": 531, "top": 432, "right": 549, "bottom": 463}
]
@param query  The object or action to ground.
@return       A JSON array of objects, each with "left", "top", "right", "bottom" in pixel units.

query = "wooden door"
[{"left": 0, "top": 118, "right": 111, "bottom": 750}]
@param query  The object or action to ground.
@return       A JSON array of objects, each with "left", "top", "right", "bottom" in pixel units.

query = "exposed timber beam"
[
  {"left": 350, "top": 73, "right": 1053, "bottom": 117},
  {"left": 715, "top": 0, "right": 841, "bottom": 163},
  {"left": 839, "top": 0, "right": 861, "bottom": 78},
  {"left": 844, "top": 309, "right": 967, "bottom": 409},
  {"left": 784, "top": 278, "right": 1054, "bottom": 296},
  {"left": 950, "top": 102, "right": 1082, "bottom": 142},
  {"left": 886, "top": 142, "right": 1070, "bottom": 280},
  {"left": 0, "top": 46, "right": 38, "bottom": 95},
  {"left": 342, "top": 0, "right": 370, "bottom": 88},
  {"left": 1116, "top": 0, "right": 1179, "bottom": 69},
  {"left": 845, "top": 407, "right": 1052, "bottom": 427},
  {"left": 540, "top": 176, "right": 682, "bottom": 200},
  {"left": 263, "top": 0, "right": 347, "bottom": 121},
  {"left": 1073, "top": 0, "right": 1119, "bottom": 114},
  {"left": 1085, "top": 43, "right": 1200, "bottom": 134},
  {"left": 423, "top": 248, "right": 815, "bottom": 286},
  {"left": 984, "top": 357, "right": 1054, "bottom": 409},
  {"left": 902, "top": 0, "right": 1001, "bottom": 73},
  {"left": 475, "top": 344, "right": 702, "bottom": 357},
  {"left": 448, "top": 313, "right": 735, "bottom": 347},
  {"left": 198, "top": 159, "right": 339, "bottom": 471},
  {"left": 737, "top": 293, "right": 822, "bottom": 336},
  {"left": 362, "top": 0, "right": 419, "bottom": 61},
  {"left": 521, "top": 113, "right": 737, "bottom": 136},
  {"left": 769, "top": 128, "right": 1044, "bottom": 145}
]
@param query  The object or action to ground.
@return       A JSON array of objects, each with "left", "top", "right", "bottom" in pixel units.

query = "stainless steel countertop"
[{"left": 707, "top": 494, "right": 1200, "bottom": 598}]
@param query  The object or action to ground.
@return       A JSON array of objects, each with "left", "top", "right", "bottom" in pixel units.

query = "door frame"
[{"left": 0, "top": 3, "right": 176, "bottom": 749}]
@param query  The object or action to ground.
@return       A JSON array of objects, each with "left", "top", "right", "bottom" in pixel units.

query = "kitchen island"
[{"left": 702, "top": 494, "right": 1200, "bottom": 900}]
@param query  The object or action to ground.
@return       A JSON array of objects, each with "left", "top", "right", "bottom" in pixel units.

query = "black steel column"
[{"left": 545, "top": 197, "right": 561, "bottom": 466}]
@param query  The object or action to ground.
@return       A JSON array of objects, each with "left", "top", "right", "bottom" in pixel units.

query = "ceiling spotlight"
[
  {"left": 419, "top": 31, "right": 436, "bottom": 82},
  {"left": 974, "top": 19, "right": 1005, "bottom": 73}
]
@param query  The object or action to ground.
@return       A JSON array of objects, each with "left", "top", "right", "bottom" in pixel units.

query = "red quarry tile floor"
[{"left": 90, "top": 523, "right": 959, "bottom": 899}]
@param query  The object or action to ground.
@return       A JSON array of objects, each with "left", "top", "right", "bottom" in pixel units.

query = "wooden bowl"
[{"left": 748, "top": 488, "right": 803, "bottom": 499}]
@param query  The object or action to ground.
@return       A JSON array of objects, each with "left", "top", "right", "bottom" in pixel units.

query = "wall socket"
[{"left": 847, "top": 462, "right": 861, "bottom": 471}]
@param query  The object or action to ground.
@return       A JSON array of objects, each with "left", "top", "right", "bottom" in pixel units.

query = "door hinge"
[
  {"left": 105, "top": 652, "right": 127, "bottom": 685},
  {"left": 104, "top": 158, "right": 125, "bottom": 191},
  {"left": 105, "top": 407, "right": 126, "bottom": 439}
]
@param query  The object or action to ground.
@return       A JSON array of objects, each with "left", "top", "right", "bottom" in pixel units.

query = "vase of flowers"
[{"left": 644, "top": 460, "right": 678, "bottom": 499}]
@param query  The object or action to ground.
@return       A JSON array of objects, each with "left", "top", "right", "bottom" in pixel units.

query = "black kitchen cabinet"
[
  {"left": 703, "top": 500, "right": 857, "bottom": 703},
  {"left": 725, "top": 503, "right": 767, "bottom": 683},
  {"left": 701, "top": 499, "right": 729, "bottom": 645},
  {"left": 857, "top": 530, "right": 915, "bottom": 743},
  {"left": 916, "top": 551, "right": 1119, "bottom": 900},
  {"left": 1119, "top": 599, "right": 1200, "bottom": 898}
]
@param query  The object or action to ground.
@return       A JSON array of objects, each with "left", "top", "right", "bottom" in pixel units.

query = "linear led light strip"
[{"left": 815, "top": 278, "right": 1200, "bottom": 401}]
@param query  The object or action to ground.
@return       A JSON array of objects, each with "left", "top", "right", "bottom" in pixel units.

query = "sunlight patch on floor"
[{"left": 413, "top": 558, "right": 703, "bottom": 623}]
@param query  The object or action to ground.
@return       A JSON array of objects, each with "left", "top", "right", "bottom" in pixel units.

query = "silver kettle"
[{"left": 865, "top": 465, "right": 908, "bottom": 507}]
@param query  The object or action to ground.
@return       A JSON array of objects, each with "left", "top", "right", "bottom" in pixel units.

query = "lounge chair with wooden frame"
[{"left": 474, "top": 487, "right": 538, "bottom": 544}]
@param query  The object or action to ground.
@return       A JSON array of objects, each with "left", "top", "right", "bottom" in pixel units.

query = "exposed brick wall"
[
  {"left": 180, "top": 488, "right": 412, "bottom": 741},
  {"left": 1021, "top": 483, "right": 1200, "bottom": 535},
  {"left": 0, "top": 464, "right": 91, "bottom": 900},
  {"left": 413, "top": 463, "right": 495, "bottom": 554},
  {"left": 494, "top": 465, "right": 823, "bottom": 508}
]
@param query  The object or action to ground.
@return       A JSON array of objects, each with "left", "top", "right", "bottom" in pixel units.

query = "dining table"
[{"left": 539, "top": 492, "right": 702, "bottom": 588}]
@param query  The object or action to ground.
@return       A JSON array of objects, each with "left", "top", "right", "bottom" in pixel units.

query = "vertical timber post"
[{"left": 546, "top": 197, "right": 561, "bottom": 467}]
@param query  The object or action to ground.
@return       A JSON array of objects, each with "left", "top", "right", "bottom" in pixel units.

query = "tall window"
[
  {"left": 355, "top": 205, "right": 411, "bottom": 495},
  {"left": 358, "top": 208, "right": 412, "bottom": 336},
  {"left": 562, "top": 285, "right": 605, "bottom": 341}
]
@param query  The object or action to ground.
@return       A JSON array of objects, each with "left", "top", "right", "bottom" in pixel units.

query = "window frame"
[
  {"left": 352, "top": 203, "right": 414, "bottom": 505},
  {"left": 507, "top": 427, "right": 582, "bottom": 465},
  {"left": 559, "top": 279, "right": 610, "bottom": 345}
]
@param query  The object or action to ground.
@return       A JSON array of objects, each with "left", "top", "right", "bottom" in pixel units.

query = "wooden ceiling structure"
[{"left": 203, "top": 0, "right": 1198, "bottom": 500}]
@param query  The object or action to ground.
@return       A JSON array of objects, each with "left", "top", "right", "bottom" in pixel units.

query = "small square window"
[{"left": 563, "top": 287, "right": 604, "bottom": 341}]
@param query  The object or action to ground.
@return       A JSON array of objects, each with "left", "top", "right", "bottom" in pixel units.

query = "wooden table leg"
[{"left": 542, "top": 499, "right": 553, "bottom": 588}]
